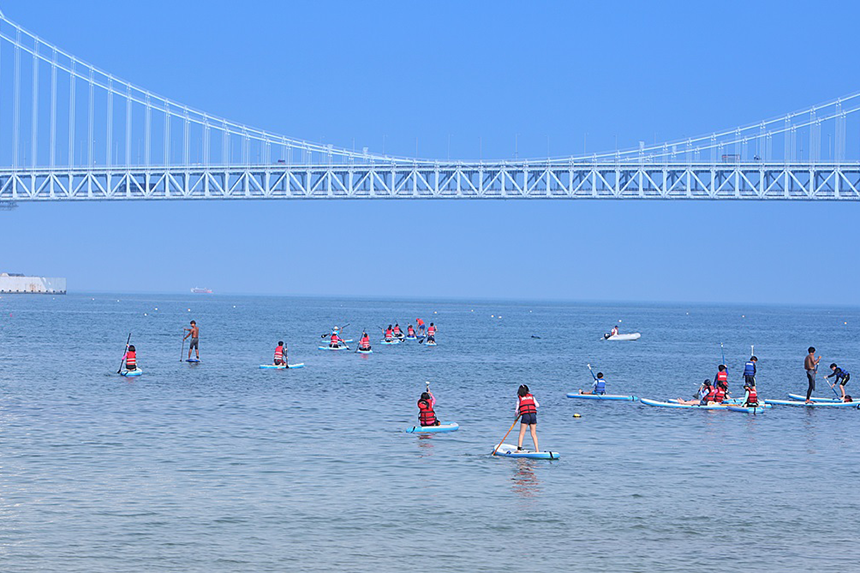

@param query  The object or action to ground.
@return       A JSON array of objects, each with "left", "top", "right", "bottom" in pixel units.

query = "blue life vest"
[
  {"left": 594, "top": 379, "right": 606, "bottom": 394},
  {"left": 743, "top": 361, "right": 756, "bottom": 377},
  {"left": 837, "top": 368, "right": 849, "bottom": 379}
]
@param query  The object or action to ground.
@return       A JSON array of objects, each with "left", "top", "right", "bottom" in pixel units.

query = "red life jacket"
[
  {"left": 518, "top": 394, "right": 537, "bottom": 415},
  {"left": 428, "top": 326, "right": 436, "bottom": 335},
  {"left": 385, "top": 329, "right": 393, "bottom": 338},
  {"left": 393, "top": 326, "right": 401, "bottom": 335},
  {"left": 714, "top": 386, "right": 726, "bottom": 403},
  {"left": 746, "top": 387, "right": 758, "bottom": 406},
  {"left": 704, "top": 388, "right": 716, "bottom": 402},
  {"left": 418, "top": 399, "right": 437, "bottom": 426},
  {"left": 274, "top": 346, "right": 284, "bottom": 361},
  {"left": 359, "top": 336, "right": 370, "bottom": 348},
  {"left": 716, "top": 371, "right": 728, "bottom": 383},
  {"left": 125, "top": 351, "right": 136, "bottom": 367},
  {"left": 331, "top": 334, "right": 340, "bottom": 344},
  {"left": 408, "top": 326, "right": 415, "bottom": 335}
]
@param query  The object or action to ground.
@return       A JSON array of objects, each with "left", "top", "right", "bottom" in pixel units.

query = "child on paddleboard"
[
  {"left": 579, "top": 372, "right": 607, "bottom": 395},
  {"left": 516, "top": 384, "right": 539, "bottom": 452},
  {"left": 742, "top": 381, "right": 759, "bottom": 407},
  {"left": 427, "top": 323, "right": 436, "bottom": 343},
  {"left": 273, "top": 341, "right": 287, "bottom": 366},
  {"left": 824, "top": 363, "right": 851, "bottom": 401},
  {"left": 358, "top": 332, "right": 371, "bottom": 352},
  {"left": 123, "top": 345, "right": 138, "bottom": 371},
  {"left": 418, "top": 382, "right": 440, "bottom": 427},
  {"left": 674, "top": 380, "right": 715, "bottom": 405}
]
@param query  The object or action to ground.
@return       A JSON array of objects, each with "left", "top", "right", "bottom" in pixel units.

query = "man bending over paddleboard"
[{"left": 184, "top": 320, "right": 200, "bottom": 360}]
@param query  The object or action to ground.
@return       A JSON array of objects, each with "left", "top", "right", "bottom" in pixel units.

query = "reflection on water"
[{"left": 510, "top": 459, "right": 541, "bottom": 498}]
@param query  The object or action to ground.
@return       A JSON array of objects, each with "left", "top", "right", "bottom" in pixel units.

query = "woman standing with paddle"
[{"left": 515, "top": 385, "right": 539, "bottom": 452}]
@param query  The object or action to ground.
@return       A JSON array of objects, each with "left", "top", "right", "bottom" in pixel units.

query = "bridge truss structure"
[{"left": 0, "top": 10, "right": 859, "bottom": 203}]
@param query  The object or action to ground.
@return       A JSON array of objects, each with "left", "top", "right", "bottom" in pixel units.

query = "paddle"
[
  {"left": 587, "top": 363, "right": 598, "bottom": 381},
  {"left": 720, "top": 342, "right": 726, "bottom": 370},
  {"left": 492, "top": 415, "right": 521, "bottom": 456},
  {"left": 117, "top": 332, "right": 131, "bottom": 374},
  {"left": 180, "top": 333, "right": 186, "bottom": 362}
]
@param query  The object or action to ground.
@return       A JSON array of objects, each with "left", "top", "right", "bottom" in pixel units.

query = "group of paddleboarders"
[
  {"left": 383, "top": 320, "right": 435, "bottom": 343},
  {"left": 804, "top": 347, "right": 852, "bottom": 403},
  {"left": 671, "top": 357, "right": 759, "bottom": 407},
  {"left": 119, "top": 320, "right": 201, "bottom": 372},
  {"left": 415, "top": 382, "right": 541, "bottom": 452}
]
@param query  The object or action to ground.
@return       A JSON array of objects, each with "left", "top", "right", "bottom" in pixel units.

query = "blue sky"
[{"left": 1, "top": 0, "right": 859, "bottom": 304}]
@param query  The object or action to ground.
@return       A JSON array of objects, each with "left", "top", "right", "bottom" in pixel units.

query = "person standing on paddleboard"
[
  {"left": 516, "top": 385, "right": 539, "bottom": 452},
  {"left": 824, "top": 363, "right": 850, "bottom": 401},
  {"left": 804, "top": 347, "right": 821, "bottom": 403},
  {"left": 273, "top": 341, "right": 286, "bottom": 366},
  {"left": 184, "top": 320, "right": 200, "bottom": 360},
  {"left": 743, "top": 356, "right": 758, "bottom": 387},
  {"left": 416, "top": 318, "right": 426, "bottom": 336}
]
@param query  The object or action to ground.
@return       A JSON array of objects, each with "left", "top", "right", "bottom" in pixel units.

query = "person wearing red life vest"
[
  {"left": 393, "top": 324, "right": 403, "bottom": 338},
  {"left": 742, "top": 382, "right": 758, "bottom": 407},
  {"left": 516, "top": 384, "right": 540, "bottom": 452},
  {"left": 713, "top": 380, "right": 728, "bottom": 403},
  {"left": 273, "top": 341, "right": 287, "bottom": 365},
  {"left": 123, "top": 345, "right": 138, "bottom": 371},
  {"left": 417, "top": 382, "right": 440, "bottom": 426},
  {"left": 407, "top": 325, "right": 416, "bottom": 338},
  {"left": 416, "top": 318, "right": 426, "bottom": 336},
  {"left": 427, "top": 323, "right": 437, "bottom": 343},
  {"left": 713, "top": 365, "right": 729, "bottom": 397},
  {"left": 358, "top": 332, "right": 371, "bottom": 351},
  {"left": 329, "top": 332, "right": 344, "bottom": 348},
  {"left": 675, "top": 380, "right": 722, "bottom": 405},
  {"left": 384, "top": 325, "right": 395, "bottom": 341}
]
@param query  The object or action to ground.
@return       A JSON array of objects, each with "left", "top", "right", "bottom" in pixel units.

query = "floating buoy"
[
  {"left": 144, "top": 313, "right": 147, "bottom": 316},
  {"left": 572, "top": 413, "right": 582, "bottom": 418},
  {"left": 187, "top": 308, "right": 191, "bottom": 312}
]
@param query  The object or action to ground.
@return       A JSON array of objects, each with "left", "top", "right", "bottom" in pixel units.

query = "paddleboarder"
[
  {"left": 358, "top": 332, "right": 371, "bottom": 352},
  {"left": 184, "top": 320, "right": 200, "bottom": 360},
  {"left": 417, "top": 382, "right": 440, "bottom": 427},
  {"left": 273, "top": 341, "right": 287, "bottom": 366},
  {"left": 516, "top": 384, "right": 539, "bottom": 452},
  {"left": 675, "top": 380, "right": 715, "bottom": 405},
  {"left": 824, "top": 363, "right": 850, "bottom": 400},
  {"left": 426, "top": 323, "right": 437, "bottom": 343},
  {"left": 416, "top": 318, "right": 426, "bottom": 336},
  {"left": 743, "top": 356, "right": 758, "bottom": 386},
  {"left": 579, "top": 372, "right": 607, "bottom": 395},
  {"left": 804, "top": 347, "right": 821, "bottom": 403},
  {"left": 122, "top": 345, "right": 138, "bottom": 372}
]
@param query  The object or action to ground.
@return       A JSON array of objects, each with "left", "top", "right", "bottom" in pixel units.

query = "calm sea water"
[{"left": 0, "top": 294, "right": 858, "bottom": 572}]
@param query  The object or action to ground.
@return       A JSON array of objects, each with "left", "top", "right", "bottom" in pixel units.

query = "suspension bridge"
[{"left": 0, "top": 11, "right": 859, "bottom": 205}]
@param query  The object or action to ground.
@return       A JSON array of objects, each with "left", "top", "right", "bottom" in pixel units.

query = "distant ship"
[{"left": 190, "top": 287, "right": 213, "bottom": 294}]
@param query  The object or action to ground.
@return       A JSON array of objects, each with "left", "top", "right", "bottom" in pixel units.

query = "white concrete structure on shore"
[{"left": 0, "top": 273, "right": 66, "bottom": 294}]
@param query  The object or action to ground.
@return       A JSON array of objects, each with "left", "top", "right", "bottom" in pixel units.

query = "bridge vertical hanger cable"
[
  {"left": 106, "top": 77, "right": 113, "bottom": 168},
  {"left": 68, "top": 58, "right": 75, "bottom": 168},
  {"left": 12, "top": 28, "right": 20, "bottom": 168},
  {"left": 49, "top": 48, "right": 57, "bottom": 168},
  {"left": 31, "top": 41, "right": 39, "bottom": 168},
  {"left": 87, "top": 67, "right": 94, "bottom": 168}
]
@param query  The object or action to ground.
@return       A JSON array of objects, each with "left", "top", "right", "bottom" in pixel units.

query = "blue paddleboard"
[{"left": 405, "top": 422, "right": 459, "bottom": 433}]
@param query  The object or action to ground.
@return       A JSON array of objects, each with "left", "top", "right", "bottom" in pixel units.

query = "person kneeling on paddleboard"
[
  {"left": 418, "top": 383, "right": 441, "bottom": 427},
  {"left": 516, "top": 385, "right": 539, "bottom": 452},
  {"left": 384, "top": 325, "right": 395, "bottom": 342},
  {"left": 393, "top": 324, "right": 403, "bottom": 338},
  {"left": 824, "top": 363, "right": 851, "bottom": 401},
  {"left": 123, "top": 345, "right": 138, "bottom": 371},
  {"left": 330, "top": 332, "right": 344, "bottom": 348},
  {"left": 273, "top": 341, "right": 287, "bottom": 365},
  {"left": 579, "top": 372, "right": 607, "bottom": 395},
  {"left": 742, "top": 381, "right": 758, "bottom": 407},
  {"left": 427, "top": 323, "right": 437, "bottom": 343},
  {"left": 713, "top": 379, "right": 729, "bottom": 403},
  {"left": 407, "top": 325, "right": 416, "bottom": 338},
  {"left": 358, "top": 332, "right": 371, "bottom": 352}
]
